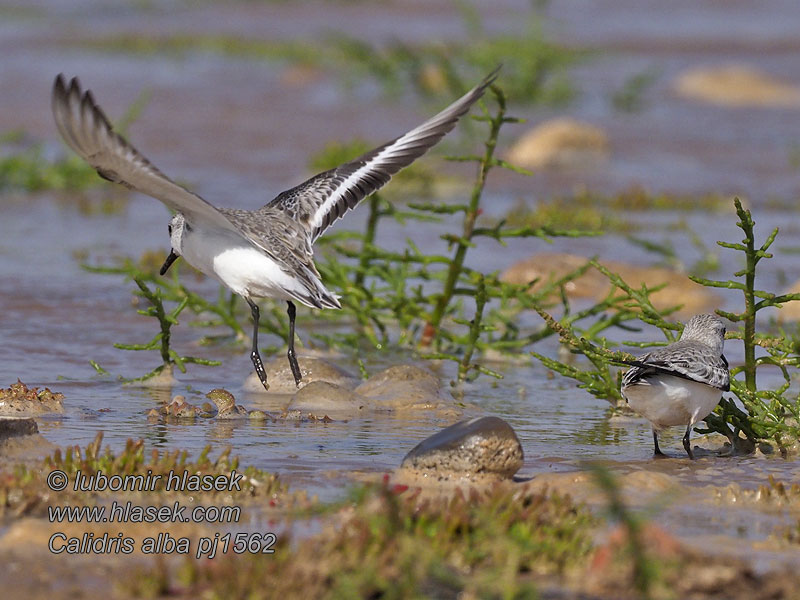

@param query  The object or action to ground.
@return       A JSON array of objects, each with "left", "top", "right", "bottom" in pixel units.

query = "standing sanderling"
[
  {"left": 620, "top": 314, "right": 729, "bottom": 459},
  {"left": 51, "top": 69, "right": 498, "bottom": 390}
]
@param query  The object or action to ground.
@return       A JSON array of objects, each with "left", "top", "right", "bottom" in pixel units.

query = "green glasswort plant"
[
  {"left": 312, "top": 85, "right": 596, "bottom": 382},
  {"left": 692, "top": 199, "right": 800, "bottom": 453},
  {"left": 85, "top": 268, "right": 222, "bottom": 382},
  {"left": 119, "top": 480, "right": 595, "bottom": 599}
]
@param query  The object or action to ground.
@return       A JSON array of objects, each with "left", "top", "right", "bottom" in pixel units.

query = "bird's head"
[{"left": 679, "top": 313, "right": 727, "bottom": 353}]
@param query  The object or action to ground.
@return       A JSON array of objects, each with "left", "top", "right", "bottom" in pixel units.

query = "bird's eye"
[{"left": 168, "top": 224, "right": 173, "bottom": 235}]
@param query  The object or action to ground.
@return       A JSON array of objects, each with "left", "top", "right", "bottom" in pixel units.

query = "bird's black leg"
[
  {"left": 683, "top": 423, "right": 695, "bottom": 460},
  {"left": 653, "top": 429, "right": 667, "bottom": 458},
  {"left": 246, "top": 298, "right": 269, "bottom": 391},
  {"left": 286, "top": 301, "right": 302, "bottom": 386}
]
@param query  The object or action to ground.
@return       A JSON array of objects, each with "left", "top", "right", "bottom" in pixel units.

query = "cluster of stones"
[{"left": 147, "top": 390, "right": 273, "bottom": 421}]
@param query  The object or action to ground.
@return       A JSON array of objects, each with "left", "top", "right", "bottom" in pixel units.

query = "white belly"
[
  {"left": 180, "top": 227, "right": 314, "bottom": 302},
  {"left": 622, "top": 374, "right": 721, "bottom": 430}
]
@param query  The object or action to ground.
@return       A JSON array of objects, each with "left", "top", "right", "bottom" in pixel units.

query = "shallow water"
[{"left": 2, "top": 0, "right": 800, "bottom": 575}]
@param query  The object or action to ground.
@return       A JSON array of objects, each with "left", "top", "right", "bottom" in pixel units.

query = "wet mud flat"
[{"left": 1, "top": 363, "right": 800, "bottom": 598}]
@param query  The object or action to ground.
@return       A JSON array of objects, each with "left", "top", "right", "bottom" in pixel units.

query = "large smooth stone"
[
  {"left": 673, "top": 64, "right": 800, "bottom": 108},
  {"left": 355, "top": 365, "right": 445, "bottom": 409},
  {"left": 401, "top": 416, "right": 524, "bottom": 479},
  {"left": 773, "top": 279, "right": 800, "bottom": 322},
  {"left": 501, "top": 252, "right": 719, "bottom": 318},
  {"left": 244, "top": 355, "right": 360, "bottom": 394},
  {"left": 507, "top": 118, "right": 609, "bottom": 170},
  {"left": 287, "top": 381, "right": 365, "bottom": 417}
]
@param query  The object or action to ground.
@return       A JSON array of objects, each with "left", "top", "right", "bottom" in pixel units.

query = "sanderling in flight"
[
  {"left": 52, "top": 68, "right": 498, "bottom": 390},
  {"left": 620, "top": 313, "right": 729, "bottom": 459}
]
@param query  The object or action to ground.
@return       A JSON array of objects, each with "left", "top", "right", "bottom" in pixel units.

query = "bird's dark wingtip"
[
  {"left": 617, "top": 358, "right": 644, "bottom": 368},
  {"left": 52, "top": 73, "right": 69, "bottom": 103},
  {"left": 485, "top": 64, "right": 502, "bottom": 84}
]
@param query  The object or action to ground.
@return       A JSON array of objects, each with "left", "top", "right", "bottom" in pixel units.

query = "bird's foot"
[{"left": 683, "top": 429, "right": 696, "bottom": 460}]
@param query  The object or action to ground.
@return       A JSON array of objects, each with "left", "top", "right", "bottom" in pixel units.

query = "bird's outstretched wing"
[
  {"left": 266, "top": 67, "right": 501, "bottom": 242},
  {"left": 621, "top": 341, "right": 730, "bottom": 391},
  {"left": 51, "top": 74, "right": 239, "bottom": 234}
]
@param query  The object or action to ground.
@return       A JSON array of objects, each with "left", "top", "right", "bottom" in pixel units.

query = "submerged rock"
[
  {"left": 356, "top": 365, "right": 446, "bottom": 410},
  {"left": 673, "top": 64, "right": 800, "bottom": 108},
  {"left": 0, "top": 381, "right": 64, "bottom": 415},
  {"left": 283, "top": 364, "right": 454, "bottom": 417},
  {"left": 287, "top": 381, "right": 364, "bottom": 418},
  {"left": 0, "top": 417, "right": 38, "bottom": 440},
  {"left": 501, "top": 252, "right": 719, "bottom": 317},
  {"left": 243, "top": 355, "right": 360, "bottom": 394},
  {"left": 134, "top": 365, "right": 178, "bottom": 389},
  {"left": 507, "top": 118, "right": 609, "bottom": 170},
  {"left": 400, "top": 416, "right": 524, "bottom": 480}
]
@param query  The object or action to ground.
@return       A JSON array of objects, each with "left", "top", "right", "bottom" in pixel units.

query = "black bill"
[{"left": 159, "top": 250, "right": 180, "bottom": 275}]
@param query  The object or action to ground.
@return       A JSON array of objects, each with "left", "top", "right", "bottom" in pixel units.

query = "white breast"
[
  {"left": 179, "top": 225, "right": 311, "bottom": 302},
  {"left": 622, "top": 374, "right": 722, "bottom": 430}
]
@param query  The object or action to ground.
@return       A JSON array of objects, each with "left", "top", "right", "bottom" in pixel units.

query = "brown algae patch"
[{"left": 0, "top": 380, "right": 64, "bottom": 415}]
